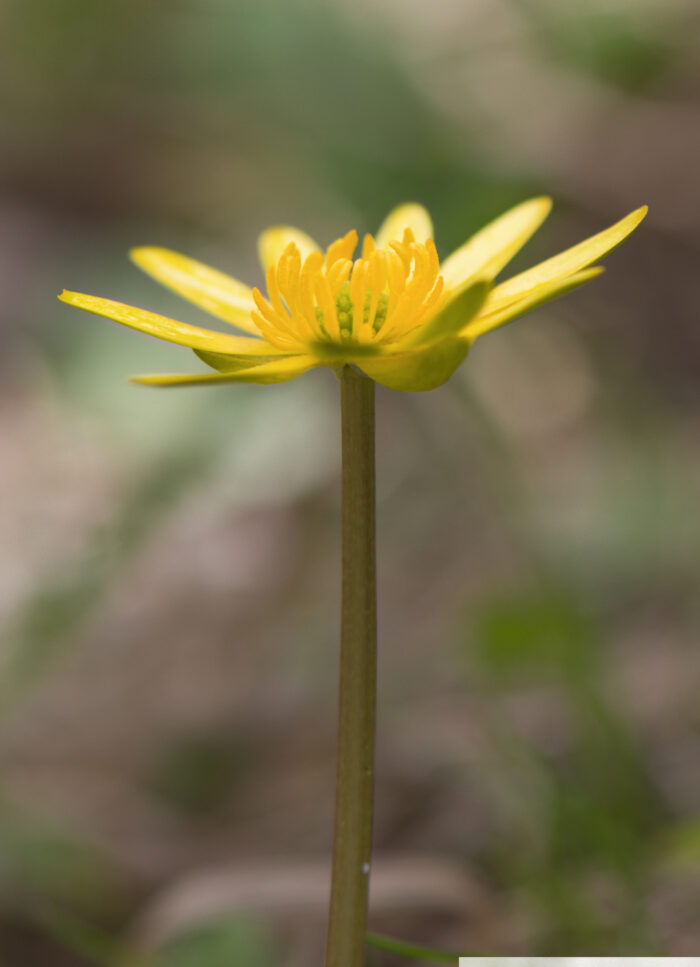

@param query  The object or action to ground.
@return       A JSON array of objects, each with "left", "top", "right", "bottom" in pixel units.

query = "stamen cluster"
[{"left": 252, "top": 228, "right": 446, "bottom": 352}]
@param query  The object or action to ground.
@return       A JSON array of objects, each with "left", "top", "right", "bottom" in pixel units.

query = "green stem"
[{"left": 325, "top": 366, "right": 377, "bottom": 967}]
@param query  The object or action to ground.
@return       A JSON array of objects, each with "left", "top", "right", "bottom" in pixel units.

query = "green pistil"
[
  {"left": 367, "top": 292, "right": 388, "bottom": 332},
  {"left": 337, "top": 285, "right": 354, "bottom": 338},
  {"left": 315, "top": 284, "right": 389, "bottom": 343}
]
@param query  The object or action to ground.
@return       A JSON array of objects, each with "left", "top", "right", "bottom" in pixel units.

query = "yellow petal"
[
  {"left": 440, "top": 198, "right": 552, "bottom": 291},
  {"left": 131, "top": 355, "right": 318, "bottom": 387},
  {"left": 358, "top": 338, "right": 469, "bottom": 392},
  {"left": 485, "top": 206, "right": 647, "bottom": 316},
  {"left": 375, "top": 203, "right": 433, "bottom": 249},
  {"left": 463, "top": 267, "right": 604, "bottom": 339},
  {"left": 58, "top": 291, "right": 281, "bottom": 356},
  {"left": 401, "top": 281, "right": 489, "bottom": 349},
  {"left": 440, "top": 197, "right": 553, "bottom": 293},
  {"left": 129, "top": 247, "right": 259, "bottom": 335},
  {"left": 258, "top": 226, "right": 320, "bottom": 273}
]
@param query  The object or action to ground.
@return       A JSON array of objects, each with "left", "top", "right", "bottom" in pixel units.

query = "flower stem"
[{"left": 325, "top": 366, "right": 377, "bottom": 967}]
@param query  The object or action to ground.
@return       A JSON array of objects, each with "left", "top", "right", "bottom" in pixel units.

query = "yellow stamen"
[
  {"left": 326, "top": 229, "right": 358, "bottom": 270},
  {"left": 299, "top": 251, "right": 325, "bottom": 338}
]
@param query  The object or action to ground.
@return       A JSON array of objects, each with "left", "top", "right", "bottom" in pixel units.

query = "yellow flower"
[{"left": 59, "top": 199, "right": 646, "bottom": 392}]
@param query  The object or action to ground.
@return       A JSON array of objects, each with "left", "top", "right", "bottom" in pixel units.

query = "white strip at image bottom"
[{"left": 459, "top": 961, "right": 700, "bottom": 967}]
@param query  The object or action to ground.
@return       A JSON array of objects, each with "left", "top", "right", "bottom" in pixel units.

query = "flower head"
[{"left": 59, "top": 199, "right": 646, "bottom": 392}]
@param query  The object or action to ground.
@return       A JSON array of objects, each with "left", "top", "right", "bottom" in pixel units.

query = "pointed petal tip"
[
  {"left": 129, "top": 246, "right": 176, "bottom": 270},
  {"left": 129, "top": 374, "right": 181, "bottom": 388},
  {"left": 129, "top": 374, "right": 198, "bottom": 388},
  {"left": 612, "top": 204, "right": 648, "bottom": 233},
  {"left": 128, "top": 375, "right": 198, "bottom": 389},
  {"left": 515, "top": 195, "right": 553, "bottom": 216},
  {"left": 128, "top": 245, "right": 153, "bottom": 262}
]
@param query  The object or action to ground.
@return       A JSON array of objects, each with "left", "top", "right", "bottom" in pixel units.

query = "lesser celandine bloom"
[
  {"left": 59, "top": 198, "right": 646, "bottom": 392},
  {"left": 59, "top": 199, "right": 646, "bottom": 967}
]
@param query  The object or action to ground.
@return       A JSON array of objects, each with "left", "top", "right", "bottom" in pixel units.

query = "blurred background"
[{"left": 1, "top": 0, "right": 700, "bottom": 963}]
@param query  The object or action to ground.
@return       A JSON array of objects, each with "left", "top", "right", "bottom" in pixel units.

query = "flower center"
[{"left": 251, "top": 228, "right": 445, "bottom": 353}]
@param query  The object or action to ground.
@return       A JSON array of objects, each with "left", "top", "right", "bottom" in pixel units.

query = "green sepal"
[
  {"left": 193, "top": 348, "right": 287, "bottom": 372},
  {"left": 358, "top": 337, "right": 470, "bottom": 392},
  {"left": 402, "top": 280, "right": 489, "bottom": 348}
]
